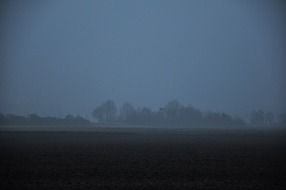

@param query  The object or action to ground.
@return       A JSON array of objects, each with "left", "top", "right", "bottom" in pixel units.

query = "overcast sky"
[{"left": 1, "top": 0, "right": 285, "bottom": 119}]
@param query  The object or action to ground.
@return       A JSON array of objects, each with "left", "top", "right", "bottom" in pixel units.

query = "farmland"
[{"left": 0, "top": 126, "right": 286, "bottom": 189}]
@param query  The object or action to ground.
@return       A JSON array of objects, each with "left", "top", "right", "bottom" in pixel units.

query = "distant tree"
[
  {"left": 90, "top": 100, "right": 248, "bottom": 127},
  {"left": 0, "top": 113, "right": 90, "bottom": 125},
  {"left": 264, "top": 112, "right": 274, "bottom": 126},
  {"left": 164, "top": 100, "right": 183, "bottom": 121},
  {"left": 181, "top": 105, "right": 202, "bottom": 126},
  {"left": 220, "top": 113, "right": 233, "bottom": 126},
  {"left": 279, "top": 113, "right": 286, "bottom": 126},
  {"left": 250, "top": 110, "right": 265, "bottom": 126},
  {"left": 65, "top": 114, "right": 75, "bottom": 120},
  {"left": 93, "top": 100, "right": 117, "bottom": 122},
  {"left": 6, "top": 114, "right": 26, "bottom": 124},
  {"left": 120, "top": 103, "right": 136, "bottom": 121},
  {"left": 0, "top": 113, "right": 5, "bottom": 123},
  {"left": 137, "top": 107, "right": 153, "bottom": 124},
  {"left": 29, "top": 113, "right": 41, "bottom": 121},
  {"left": 0, "top": 113, "right": 4, "bottom": 118},
  {"left": 93, "top": 106, "right": 104, "bottom": 122},
  {"left": 205, "top": 112, "right": 221, "bottom": 126},
  {"left": 72, "top": 115, "right": 90, "bottom": 124},
  {"left": 232, "top": 117, "right": 246, "bottom": 126}
]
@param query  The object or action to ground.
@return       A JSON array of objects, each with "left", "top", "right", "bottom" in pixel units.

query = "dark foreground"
[{"left": 0, "top": 127, "right": 286, "bottom": 189}]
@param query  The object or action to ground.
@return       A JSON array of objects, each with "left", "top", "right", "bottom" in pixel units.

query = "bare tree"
[
  {"left": 93, "top": 100, "right": 117, "bottom": 122},
  {"left": 120, "top": 102, "right": 136, "bottom": 121}
]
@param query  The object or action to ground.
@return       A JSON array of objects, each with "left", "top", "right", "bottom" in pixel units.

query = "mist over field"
[
  {"left": 0, "top": 0, "right": 286, "bottom": 119},
  {"left": 1, "top": 0, "right": 286, "bottom": 189}
]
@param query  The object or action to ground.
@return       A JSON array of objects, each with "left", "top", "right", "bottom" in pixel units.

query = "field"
[{"left": 0, "top": 126, "right": 286, "bottom": 189}]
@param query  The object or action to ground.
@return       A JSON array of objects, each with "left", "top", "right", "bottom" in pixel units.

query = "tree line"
[
  {"left": 92, "top": 100, "right": 245, "bottom": 127},
  {"left": 0, "top": 113, "right": 90, "bottom": 125},
  {"left": 1, "top": 100, "right": 285, "bottom": 127},
  {"left": 92, "top": 100, "right": 285, "bottom": 127},
  {"left": 250, "top": 110, "right": 286, "bottom": 127}
]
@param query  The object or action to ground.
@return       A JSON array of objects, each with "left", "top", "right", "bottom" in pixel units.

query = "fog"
[
  {"left": 1, "top": 0, "right": 286, "bottom": 119},
  {"left": 1, "top": 3, "right": 286, "bottom": 188}
]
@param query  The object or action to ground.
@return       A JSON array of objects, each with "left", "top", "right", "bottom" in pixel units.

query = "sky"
[{"left": 0, "top": 0, "right": 286, "bottom": 119}]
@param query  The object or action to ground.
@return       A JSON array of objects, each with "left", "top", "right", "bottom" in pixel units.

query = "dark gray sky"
[{"left": 1, "top": 0, "right": 285, "bottom": 118}]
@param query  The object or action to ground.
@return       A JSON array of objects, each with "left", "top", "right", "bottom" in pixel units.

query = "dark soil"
[{"left": 0, "top": 128, "right": 286, "bottom": 189}]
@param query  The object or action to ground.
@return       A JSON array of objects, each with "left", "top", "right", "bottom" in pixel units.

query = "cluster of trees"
[
  {"left": 1, "top": 100, "right": 285, "bottom": 128},
  {"left": 92, "top": 100, "right": 246, "bottom": 127},
  {"left": 250, "top": 110, "right": 286, "bottom": 126},
  {"left": 0, "top": 113, "right": 90, "bottom": 125}
]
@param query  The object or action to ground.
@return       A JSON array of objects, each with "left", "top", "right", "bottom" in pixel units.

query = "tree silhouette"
[
  {"left": 250, "top": 110, "right": 265, "bottom": 126},
  {"left": 264, "top": 112, "right": 274, "bottom": 126},
  {"left": 89, "top": 100, "right": 248, "bottom": 127},
  {"left": 120, "top": 102, "right": 136, "bottom": 122},
  {"left": 93, "top": 100, "right": 117, "bottom": 122},
  {"left": 164, "top": 100, "right": 183, "bottom": 122},
  {"left": 279, "top": 113, "right": 286, "bottom": 126}
]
